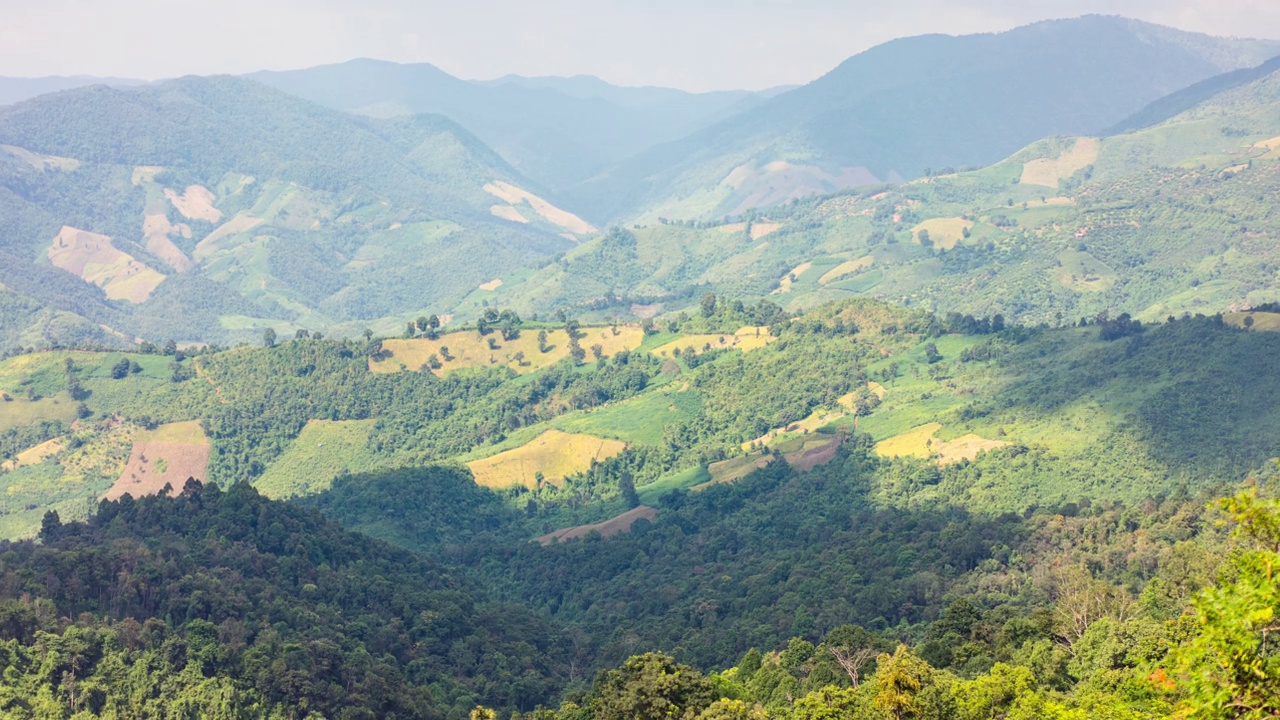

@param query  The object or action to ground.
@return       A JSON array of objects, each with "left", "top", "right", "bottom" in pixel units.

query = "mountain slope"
[
  {"left": 570, "top": 15, "right": 1280, "bottom": 223},
  {"left": 1107, "top": 53, "right": 1280, "bottom": 134},
  {"left": 480, "top": 60, "right": 1280, "bottom": 330},
  {"left": 0, "top": 76, "right": 581, "bottom": 347},
  {"left": 250, "top": 59, "right": 764, "bottom": 190}
]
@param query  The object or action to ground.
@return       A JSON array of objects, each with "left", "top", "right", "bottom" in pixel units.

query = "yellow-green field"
[
  {"left": 875, "top": 422, "right": 944, "bottom": 458},
  {"left": 701, "top": 452, "right": 775, "bottom": 487},
  {"left": 255, "top": 419, "right": 379, "bottom": 499},
  {"left": 466, "top": 429, "right": 627, "bottom": 489},
  {"left": 1225, "top": 312, "right": 1280, "bottom": 332},
  {"left": 0, "top": 392, "right": 79, "bottom": 432},
  {"left": 875, "top": 422, "right": 1007, "bottom": 463},
  {"left": 819, "top": 256, "right": 874, "bottom": 285},
  {"left": 650, "top": 329, "right": 775, "bottom": 358},
  {"left": 912, "top": 218, "right": 974, "bottom": 250},
  {"left": 372, "top": 326, "right": 645, "bottom": 375}
]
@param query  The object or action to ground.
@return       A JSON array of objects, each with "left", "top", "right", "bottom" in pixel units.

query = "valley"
[{"left": 1, "top": 10, "right": 1279, "bottom": 720}]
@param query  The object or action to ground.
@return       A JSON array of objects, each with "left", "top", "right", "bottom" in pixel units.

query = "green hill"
[{"left": 0, "top": 76, "right": 584, "bottom": 347}]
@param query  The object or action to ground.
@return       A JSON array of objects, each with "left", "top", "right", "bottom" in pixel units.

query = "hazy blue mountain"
[
  {"left": 0, "top": 75, "right": 146, "bottom": 106},
  {"left": 249, "top": 59, "right": 768, "bottom": 189},
  {"left": 567, "top": 15, "right": 1280, "bottom": 224},
  {"left": 1107, "top": 53, "right": 1280, "bottom": 134}
]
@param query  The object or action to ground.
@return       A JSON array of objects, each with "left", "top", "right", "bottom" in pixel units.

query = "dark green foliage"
[{"left": 0, "top": 480, "right": 572, "bottom": 718}]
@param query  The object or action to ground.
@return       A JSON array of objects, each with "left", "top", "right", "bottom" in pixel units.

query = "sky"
[{"left": 3, "top": 0, "right": 1280, "bottom": 91}]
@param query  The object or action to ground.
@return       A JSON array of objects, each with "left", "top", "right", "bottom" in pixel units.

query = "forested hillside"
[{"left": 0, "top": 76, "right": 581, "bottom": 348}]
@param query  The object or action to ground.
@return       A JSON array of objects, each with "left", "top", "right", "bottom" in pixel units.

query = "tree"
[
  {"left": 591, "top": 653, "right": 716, "bottom": 720},
  {"left": 111, "top": 358, "right": 132, "bottom": 379},
  {"left": 1168, "top": 490, "right": 1280, "bottom": 717},
  {"left": 1244, "top": 315, "right": 1255, "bottom": 328},
  {"left": 537, "top": 330, "right": 551, "bottom": 353},
  {"left": 874, "top": 645, "right": 930, "bottom": 720},
  {"left": 263, "top": 328, "right": 277, "bottom": 348},
  {"left": 701, "top": 293, "right": 718, "bottom": 318},
  {"left": 591, "top": 344, "right": 604, "bottom": 362},
  {"left": 39, "top": 510, "right": 61, "bottom": 543},
  {"left": 918, "top": 229, "right": 932, "bottom": 248},
  {"left": 619, "top": 472, "right": 640, "bottom": 508},
  {"left": 439, "top": 346, "right": 452, "bottom": 361},
  {"left": 416, "top": 316, "right": 430, "bottom": 332},
  {"left": 923, "top": 343, "right": 942, "bottom": 364}
]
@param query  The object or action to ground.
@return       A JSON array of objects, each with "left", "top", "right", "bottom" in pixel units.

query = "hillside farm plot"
[
  {"left": 0, "top": 392, "right": 80, "bottom": 432},
  {"left": 466, "top": 429, "right": 626, "bottom": 489},
  {"left": 47, "top": 226, "right": 166, "bottom": 303},
  {"left": 650, "top": 328, "right": 776, "bottom": 358},
  {"left": 536, "top": 505, "right": 658, "bottom": 545},
  {"left": 819, "top": 256, "right": 874, "bottom": 285},
  {"left": 372, "top": 326, "right": 645, "bottom": 375},
  {"left": 1020, "top": 137, "right": 1099, "bottom": 188},
  {"left": 104, "top": 420, "right": 211, "bottom": 500},
  {"left": 1225, "top": 311, "right": 1280, "bottom": 331},
  {"left": 255, "top": 419, "right": 379, "bottom": 499},
  {"left": 875, "top": 422, "right": 1007, "bottom": 463},
  {"left": 913, "top": 218, "right": 974, "bottom": 250},
  {"left": 556, "top": 385, "right": 703, "bottom": 445}
]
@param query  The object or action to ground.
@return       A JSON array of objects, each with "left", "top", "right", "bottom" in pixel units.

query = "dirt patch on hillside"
[
  {"left": 484, "top": 181, "right": 596, "bottom": 235},
  {"left": 772, "top": 261, "right": 813, "bottom": 294},
  {"left": 750, "top": 222, "right": 782, "bottom": 240},
  {"left": 165, "top": 185, "right": 222, "bottom": 223},
  {"left": 536, "top": 505, "right": 658, "bottom": 545},
  {"left": 104, "top": 421, "right": 211, "bottom": 500},
  {"left": 48, "top": 226, "right": 165, "bottom": 303},
  {"left": 478, "top": 279, "right": 504, "bottom": 291},
  {"left": 195, "top": 213, "right": 264, "bottom": 258},
  {"left": 913, "top": 218, "right": 974, "bottom": 250},
  {"left": 142, "top": 214, "right": 194, "bottom": 272},
  {"left": 490, "top": 205, "right": 529, "bottom": 224},
  {"left": 630, "top": 303, "right": 663, "bottom": 319},
  {"left": 784, "top": 436, "right": 841, "bottom": 473},
  {"left": 1020, "top": 137, "right": 1098, "bottom": 189}
]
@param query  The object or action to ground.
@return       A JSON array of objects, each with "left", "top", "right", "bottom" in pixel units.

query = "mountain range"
[{"left": 1, "top": 14, "right": 1280, "bottom": 349}]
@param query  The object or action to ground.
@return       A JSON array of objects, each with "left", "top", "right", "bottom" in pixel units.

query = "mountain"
[
  {"left": 474, "top": 46, "right": 1280, "bottom": 331},
  {"left": 249, "top": 59, "right": 767, "bottom": 190},
  {"left": 0, "top": 75, "right": 146, "bottom": 106},
  {"left": 0, "top": 75, "right": 590, "bottom": 347},
  {"left": 1108, "top": 53, "right": 1280, "bottom": 133},
  {"left": 568, "top": 15, "right": 1280, "bottom": 224}
]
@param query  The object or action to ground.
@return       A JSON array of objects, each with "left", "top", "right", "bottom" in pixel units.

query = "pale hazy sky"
[{"left": 2, "top": 0, "right": 1278, "bottom": 91}]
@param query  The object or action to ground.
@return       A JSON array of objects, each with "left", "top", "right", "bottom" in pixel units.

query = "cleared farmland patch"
[
  {"left": 819, "top": 256, "right": 874, "bottom": 285},
  {"left": 255, "top": 419, "right": 379, "bottom": 499},
  {"left": 913, "top": 218, "right": 974, "bottom": 250},
  {"left": 466, "top": 429, "right": 626, "bottom": 489},
  {"left": 536, "top": 505, "right": 658, "bottom": 545},
  {"left": 47, "top": 226, "right": 165, "bottom": 303},
  {"left": 875, "top": 422, "right": 1007, "bottom": 463},
  {"left": 371, "top": 326, "right": 644, "bottom": 375},
  {"left": 104, "top": 420, "right": 211, "bottom": 500},
  {"left": 1225, "top": 311, "right": 1280, "bottom": 332},
  {"left": 650, "top": 328, "right": 776, "bottom": 358},
  {"left": 1020, "top": 137, "right": 1099, "bottom": 188},
  {"left": 164, "top": 185, "right": 222, "bottom": 223},
  {"left": 484, "top": 181, "right": 596, "bottom": 236}
]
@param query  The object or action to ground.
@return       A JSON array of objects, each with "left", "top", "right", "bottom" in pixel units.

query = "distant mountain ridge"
[
  {"left": 565, "top": 15, "right": 1280, "bottom": 224},
  {"left": 249, "top": 59, "right": 770, "bottom": 191},
  {"left": 0, "top": 75, "right": 146, "bottom": 106}
]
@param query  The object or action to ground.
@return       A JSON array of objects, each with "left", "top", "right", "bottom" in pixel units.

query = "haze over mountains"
[{"left": 2, "top": 14, "right": 1280, "bottom": 348}]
